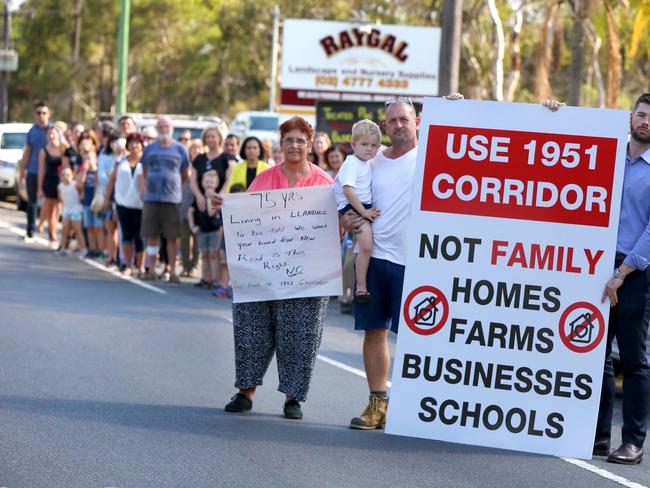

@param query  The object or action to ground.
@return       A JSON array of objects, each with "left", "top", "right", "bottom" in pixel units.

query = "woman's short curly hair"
[{"left": 279, "top": 116, "right": 314, "bottom": 142}]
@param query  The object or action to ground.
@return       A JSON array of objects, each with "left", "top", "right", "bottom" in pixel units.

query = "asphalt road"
[{"left": 0, "top": 204, "right": 648, "bottom": 488}]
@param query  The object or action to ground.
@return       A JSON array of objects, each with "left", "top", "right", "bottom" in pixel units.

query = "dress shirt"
[{"left": 617, "top": 146, "right": 650, "bottom": 269}]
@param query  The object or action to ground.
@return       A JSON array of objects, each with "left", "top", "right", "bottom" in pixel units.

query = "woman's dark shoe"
[
  {"left": 283, "top": 399, "right": 303, "bottom": 420},
  {"left": 224, "top": 393, "right": 252, "bottom": 413}
]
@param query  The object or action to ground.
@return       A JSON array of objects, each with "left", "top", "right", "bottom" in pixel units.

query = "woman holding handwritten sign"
[{"left": 212, "top": 117, "right": 334, "bottom": 420}]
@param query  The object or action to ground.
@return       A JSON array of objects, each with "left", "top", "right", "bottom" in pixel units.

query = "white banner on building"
[
  {"left": 222, "top": 185, "right": 342, "bottom": 303},
  {"left": 280, "top": 19, "right": 440, "bottom": 121},
  {"left": 386, "top": 98, "right": 630, "bottom": 459}
]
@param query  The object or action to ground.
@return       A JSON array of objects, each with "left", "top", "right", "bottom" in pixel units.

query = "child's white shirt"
[
  {"left": 334, "top": 154, "right": 373, "bottom": 210},
  {"left": 58, "top": 181, "right": 82, "bottom": 213}
]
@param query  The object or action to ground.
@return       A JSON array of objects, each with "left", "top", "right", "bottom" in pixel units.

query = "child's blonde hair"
[
  {"left": 202, "top": 170, "right": 219, "bottom": 186},
  {"left": 189, "top": 138, "right": 204, "bottom": 157},
  {"left": 351, "top": 119, "right": 381, "bottom": 143},
  {"left": 60, "top": 167, "right": 73, "bottom": 180}
]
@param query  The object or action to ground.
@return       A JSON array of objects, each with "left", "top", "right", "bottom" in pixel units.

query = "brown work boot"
[{"left": 349, "top": 394, "right": 388, "bottom": 430}]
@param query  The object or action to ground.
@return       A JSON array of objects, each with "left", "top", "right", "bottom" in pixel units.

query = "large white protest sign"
[
  {"left": 222, "top": 185, "right": 342, "bottom": 303},
  {"left": 386, "top": 98, "right": 629, "bottom": 459}
]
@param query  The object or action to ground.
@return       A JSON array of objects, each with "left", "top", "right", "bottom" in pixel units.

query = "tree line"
[{"left": 8, "top": 0, "right": 650, "bottom": 123}]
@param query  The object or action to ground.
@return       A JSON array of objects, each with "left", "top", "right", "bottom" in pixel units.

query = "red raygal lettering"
[{"left": 318, "top": 29, "right": 409, "bottom": 61}]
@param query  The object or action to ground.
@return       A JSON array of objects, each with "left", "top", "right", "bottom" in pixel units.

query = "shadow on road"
[{"left": 0, "top": 394, "right": 537, "bottom": 459}]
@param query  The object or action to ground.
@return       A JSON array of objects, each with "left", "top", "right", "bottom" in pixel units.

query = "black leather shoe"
[
  {"left": 593, "top": 439, "right": 611, "bottom": 457},
  {"left": 283, "top": 399, "right": 303, "bottom": 420},
  {"left": 224, "top": 393, "right": 252, "bottom": 413},
  {"left": 607, "top": 443, "right": 644, "bottom": 465}
]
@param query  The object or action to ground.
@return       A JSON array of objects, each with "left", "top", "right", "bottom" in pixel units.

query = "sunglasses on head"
[{"left": 384, "top": 96, "right": 414, "bottom": 108}]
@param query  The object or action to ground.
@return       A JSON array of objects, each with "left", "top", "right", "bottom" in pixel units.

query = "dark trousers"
[
  {"left": 116, "top": 205, "right": 144, "bottom": 253},
  {"left": 180, "top": 219, "right": 198, "bottom": 273},
  {"left": 159, "top": 236, "right": 168, "bottom": 265},
  {"left": 26, "top": 173, "right": 39, "bottom": 236},
  {"left": 596, "top": 256, "right": 650, "bottom": 447}
]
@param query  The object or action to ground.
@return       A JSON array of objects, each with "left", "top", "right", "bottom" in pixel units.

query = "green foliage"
[{"left": 8, "top": 0, "right": 649, "bottom": 124}]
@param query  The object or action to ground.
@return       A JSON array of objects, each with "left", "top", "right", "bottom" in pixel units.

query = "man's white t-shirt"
[
  {"left": 334, "top": 154, "right": 373, "bottom": 210},
  {"left": 370, "top": 146, "right": 417, "bottom": 266}
]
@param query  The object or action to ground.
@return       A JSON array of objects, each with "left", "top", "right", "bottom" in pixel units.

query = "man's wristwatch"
[{"left": 613, "top": 267, "right": 626, "bottom": 280}]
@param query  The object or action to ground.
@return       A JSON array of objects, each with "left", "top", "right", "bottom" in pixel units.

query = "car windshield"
[
  {"left": 1, "top": 132, "right": 27, "bottom": 149},
  {"left": 250, "top": 116, "right": 279, "bottom": 131},
  {"left": 173, "top": 128, "right": 203, "bottom": 140}
]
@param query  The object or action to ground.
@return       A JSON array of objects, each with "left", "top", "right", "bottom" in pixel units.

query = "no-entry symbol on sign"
[
  {"left": 558, "top": 301, "right": 606, "bottom": 353},
  {"left": 403, "top": 285, "right": 449, "bottom": 336}
]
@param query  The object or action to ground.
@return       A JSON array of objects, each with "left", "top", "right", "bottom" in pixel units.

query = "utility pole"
[
  {"left": 268, "top": 5, "right": 280, "bottom": 112},
  {"left": 116, "top": 0, "right": 130, "bottom": 114},
  {"left": 0, "top": 2, "right": 8, "bottom": 122},
  {"left": 0, "top": 0, "right": 17, "bottom": 123},
  {"left": 438, "top": 0, "right": 463, "bottom": 96}
]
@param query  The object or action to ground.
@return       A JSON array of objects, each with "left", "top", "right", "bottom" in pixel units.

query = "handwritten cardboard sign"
[{"left": 222, "top": 185, "right": 343, "bottom": 303}]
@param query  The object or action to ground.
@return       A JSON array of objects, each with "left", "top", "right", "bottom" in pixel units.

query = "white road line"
[
  {"left": 81, "top": 257, "right": 167, "bottom": 295},
  {"left": 0, "top": 219, "right": 167, "bottom": 295},
  {"left": 316, "top": 354, "right": 367, "bottom": 379},
  {"left": 2, "top": 217, "right": 646, "bottom": 488},
  {"left": 561, "top": 458, "right": 648, "bottom": 488}
]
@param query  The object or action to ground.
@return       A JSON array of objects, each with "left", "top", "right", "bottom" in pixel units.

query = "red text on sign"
[
  {"left": 421, "top": 125, "right": 618, "bottom": 227},
  {"left": 491, "top": 241, "right": 605, "bottom": 275}
]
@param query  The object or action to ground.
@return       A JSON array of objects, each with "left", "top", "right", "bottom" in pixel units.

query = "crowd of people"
[
  {"left": 18, "top": 103, "right": 356, "bottom": 302},
  {"left": 16, "top": 92, "right": 650, "bottom": 466}
]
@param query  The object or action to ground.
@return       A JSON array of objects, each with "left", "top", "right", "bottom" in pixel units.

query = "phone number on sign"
[{"left": 314, "top": 76, "right": 409, "bottom": 90}]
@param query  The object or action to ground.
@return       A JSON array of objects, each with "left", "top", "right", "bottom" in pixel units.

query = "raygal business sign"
[{"left": 280, "top": 19, "right": 441, "bottom": 103}]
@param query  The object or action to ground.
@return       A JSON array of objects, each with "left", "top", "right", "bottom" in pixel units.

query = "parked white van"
[
  {"left": 230, "top": 111, "right": 280, "bottom": 143},
  {"left": 0, "top": 123, "right": 30, "bottom": 200}
]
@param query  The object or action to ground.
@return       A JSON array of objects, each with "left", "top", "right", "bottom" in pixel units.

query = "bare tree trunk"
[
  {"left": 486, "top": 0, "right": 505, "bottom": 101},
  {"left": 568, "top": 0, "right": 594, "bottom": 106},
  {"left": 606, "top": 5, "right": 622, "bottom": 108},
  {"left": 462, "top": 32, "right": 483, "bottom": 100},
  {"left": 585, "top": 20, "right": 605, "bottom": 108},
  {"left": 551, "top": 6, "right": 564, "bottom": 74},
  {"left": 220, "top": 46, "right": 230, "bottom": 115},
  {"left": 439, "top": 0, "right": 464, "bottom": 95},
  {"left": 534, "top": 1, "right": 560, "bottom": 100},
  {"left": 69, "top": 0, "right": 83, "bottom": 121},
  {"left": 98, "top": 36, "right": 106, "bottom": 113},
  {"left": 505, "top": 0, "right": 525, "bottom": 101}
]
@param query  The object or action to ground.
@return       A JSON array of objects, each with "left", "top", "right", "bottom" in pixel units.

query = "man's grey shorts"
[
  {"left": 197, "top": 231, "right": 220, "bottom": 252},
  {"left": 141, "top": 201, "right": 181, "bottom": 239}
]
